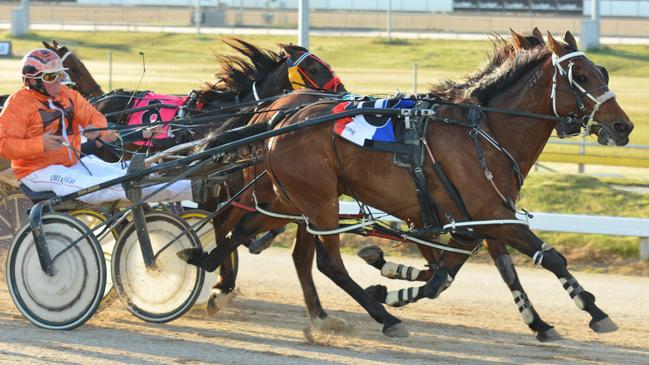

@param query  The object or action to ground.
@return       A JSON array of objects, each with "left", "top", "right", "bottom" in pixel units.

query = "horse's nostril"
[{"left": 612, "top": 122, "right": 629, "bottom": 134}]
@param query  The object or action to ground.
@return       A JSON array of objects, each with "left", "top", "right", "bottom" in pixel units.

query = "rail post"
[
  {"left": 578, "top": 137, "right": 585, "bottom": 173},
  {"left": 413, "top": 62, "right": 418, "bottom": 94},
  {"left": 640, "top": 237, "right": 649, "bottom": 260}
]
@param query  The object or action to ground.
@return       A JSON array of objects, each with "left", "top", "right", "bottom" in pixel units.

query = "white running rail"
[{"left": 339, "top": 201, "right": 649, "bottom": 260}]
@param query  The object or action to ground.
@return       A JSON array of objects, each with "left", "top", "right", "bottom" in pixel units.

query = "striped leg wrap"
[
  {"left": 560, "top": 277, "right": 585, "bottom": 309},
  {"left": 381, "top": 262, "right": 421, "bottom": 281},
  {"left": 385, "top": 287, "right": 421, "bottom": 307},
  {"left": 532, "top": 242, "right": 555, "bottom": 266},
  {"left": 511, "top": 290, "right": 535, "bottom": 324}
]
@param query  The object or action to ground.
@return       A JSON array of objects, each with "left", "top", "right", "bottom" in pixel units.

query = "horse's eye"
[{"left": 574, "top": 75, "right": 587, "bottom": 83}]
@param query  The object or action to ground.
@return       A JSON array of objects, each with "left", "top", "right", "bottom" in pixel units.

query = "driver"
[{"left": 0, "top": 48, "right": 191, "bottom": 204}]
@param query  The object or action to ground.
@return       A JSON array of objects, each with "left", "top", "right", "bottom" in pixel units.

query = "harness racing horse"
[
  {"left": 358, "top": 28, "right": 589, "bottom": 342},
  {"left": 178, "top": 30, "right": 633, "bottom": 338}
]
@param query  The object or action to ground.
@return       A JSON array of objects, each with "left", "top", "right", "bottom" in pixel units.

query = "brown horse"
[{"left": 179, "top": 29, "right": 633, "bottom": 338}]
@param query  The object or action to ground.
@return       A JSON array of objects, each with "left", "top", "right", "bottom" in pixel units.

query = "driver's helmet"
[{"left": 20, "top": 48, "right": 69, "bottom": 81}]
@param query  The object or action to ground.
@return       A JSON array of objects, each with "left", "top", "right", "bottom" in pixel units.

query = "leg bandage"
[
  {"left": 511, "top": 290, "right": 535, "bottom": 324},
  {"left": 532, "top": 242, "right": 555, "bottom": 266},
  {"left": 385, "top": 287, "right": 422, "bottom": 307},
  {"left": 381, "top": 262, "right": 421, "bottom": 281},
  {"left": 560, "top": 277, "right": 585, "bottom": 309}
]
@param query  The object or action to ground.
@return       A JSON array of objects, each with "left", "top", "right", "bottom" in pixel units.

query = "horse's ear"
[
  {"left": 278, "top": 43, "right": 296, "bottom": 60},
  {"left": 510, "top": 29, "right": 530, "bottom": 50},
  {"left": 564, "top": 31, "right": 578, "bottom": 49},
  {"left": 532, "top": 27, "right": 545, "bottom": 45},
  {"left": 546, "top": 31, "right": 563, "bottom": 54},
  {"left": 42, "top": 40, "right": 53, "bottom": 50},
  {"left": 53, "top": 40, "right": 60, "bottom": 48}
]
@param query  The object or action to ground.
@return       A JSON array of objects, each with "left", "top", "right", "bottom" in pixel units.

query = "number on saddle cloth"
[
  {"left": 332, "top": 98, "right": 416, "bottom": 147},
  {"left": 128, "top": 92, "right": 188, "bottom": 147}
]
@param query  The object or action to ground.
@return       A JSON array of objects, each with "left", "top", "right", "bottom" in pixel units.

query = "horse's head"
[
  {"left": 542, "top": 31, "right": 633, "bottom": 146},
  {"left": 278, "top": 44, "right": 346, "bottom": 93},
  {"left": 42, "top": 40, "right": 104, "bottom": 99}
]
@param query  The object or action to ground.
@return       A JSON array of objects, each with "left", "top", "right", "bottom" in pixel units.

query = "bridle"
[
  {"left": 550, "top": 51, "right": 616, "bottom": 135},
  {"left": 286, "top": 51, "right": 342, "bottom": 92},
  {"left": 250, "top": 50, "right": 342, "bottom": 104}
]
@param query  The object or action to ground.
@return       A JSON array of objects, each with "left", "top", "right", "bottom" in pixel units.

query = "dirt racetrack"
[{"left": 0, "top": 247, "right": 647, "bottom": 365}]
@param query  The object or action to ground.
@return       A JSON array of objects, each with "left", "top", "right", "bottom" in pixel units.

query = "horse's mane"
[
  {"left": 201, "top": 38, "right": 289, "bottom": 98},
  {"left": 431, "top": 35, "right": 550, "bottom": 104}
]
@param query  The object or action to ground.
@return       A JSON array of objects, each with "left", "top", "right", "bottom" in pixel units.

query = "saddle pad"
[
  {"left": 333, "top": 98, "right": 415, "bottom": 147},
  {"left": 128, "top": 92, "right": 187, "bottom": 147}
]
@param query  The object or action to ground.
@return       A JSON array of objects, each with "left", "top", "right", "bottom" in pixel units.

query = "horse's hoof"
[
  {"left": 365, "top": 284, "right": 387, "bottom": 303},
  {"left": 357, "top": 246, "right": 383, "bottom": 265},
  {"left": 206, "top": 290, "right": 235, "bottom": 317},
  {"left": 536, "top": 327, "right": 562, "bottom": 342},
  {"left": 248, "top": 231, "right": 275, "bottom": 254},
  {"left": 177, "top": 248, "right": 218, "bottom": 272},
  {"left": 176, "top": 247, "right": 203, "bottom": 264},
  {"left": 383, "top": 322, "right": 409, "bottom": 338},
  {"left": 590, "top": 316, "right": 619, "bottom": 333}
]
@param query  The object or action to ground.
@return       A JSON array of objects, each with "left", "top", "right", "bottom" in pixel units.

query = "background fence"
[{"left": 2, "top": 3, "right": 649, "bottom": 37}]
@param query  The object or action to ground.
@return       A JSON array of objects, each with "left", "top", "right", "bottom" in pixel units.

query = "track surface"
[{"left": 1, "top": 247, "right": 647, "bottom": 365}]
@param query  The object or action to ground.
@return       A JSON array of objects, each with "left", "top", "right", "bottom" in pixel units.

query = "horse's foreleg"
[
  {"left": 500, "top": 225, "right": 618, "bottom": 334},
  {"left": 315, "top": 234, "right": 408, "bottom": 337},
  {"left": 486, "top": 240, "right": 560, "bottom": 342},
  {"left": 358, "top": 245, "right": 433, "bottom": 282}
]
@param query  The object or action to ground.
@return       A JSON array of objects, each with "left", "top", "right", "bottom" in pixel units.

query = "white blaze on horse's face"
[{"left": 550, "top": 51, "right": 616, "bottom": 137}]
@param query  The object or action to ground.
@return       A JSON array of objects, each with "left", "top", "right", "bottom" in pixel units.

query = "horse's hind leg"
[
  {"left": 291, "top": 224, "right": 348, "bottom": 332},
  {"left": 497, "top": 225, "right": 618, "bottom": 334},
  {"left": 313, "top": 233, "right": 408, "bottom": 337},
  {"left": 485, "top": 240, "right": 560, "bottom": 342}
]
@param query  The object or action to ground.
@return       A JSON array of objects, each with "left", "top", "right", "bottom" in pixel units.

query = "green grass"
[{"left": 519, "top": 174, "right": 649, "bottom": 217}]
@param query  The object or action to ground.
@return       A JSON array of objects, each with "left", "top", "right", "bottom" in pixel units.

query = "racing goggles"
[
  {"left": 24, "top": 71, "right": 66, "bottom": 83},
  {"left": 40, "top": 71, "right": 65, "bottom": 83}
]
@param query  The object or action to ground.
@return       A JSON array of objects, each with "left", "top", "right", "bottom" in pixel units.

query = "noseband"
[
  {"left": 551, "top": 51, "right": 616, "bottom": 136},
  {"left": 286, "top": 52, "right": 341, "bottom": 92}
]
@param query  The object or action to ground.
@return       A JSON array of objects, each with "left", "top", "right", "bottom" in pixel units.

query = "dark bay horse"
[{"left": 179, "top": 30, "right": 633, "bottom": 338}]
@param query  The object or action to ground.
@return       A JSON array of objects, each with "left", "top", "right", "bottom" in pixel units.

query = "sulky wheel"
[
  {"left": 179, "top": 209, "right": 239, "bottom": 304},
  {"left": 111, "top": 210, "right": 204, "bottom": 323},
  {"left": 70, "top": 209, "right": 120, "bottom": 306},
  {"left": 5, "top": 213, "right": 106, "bottom": 330}
]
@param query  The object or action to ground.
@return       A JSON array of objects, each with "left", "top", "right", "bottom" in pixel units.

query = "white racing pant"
[{"left": 21, "top": 156, "right": 192, "bottom": 205}]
